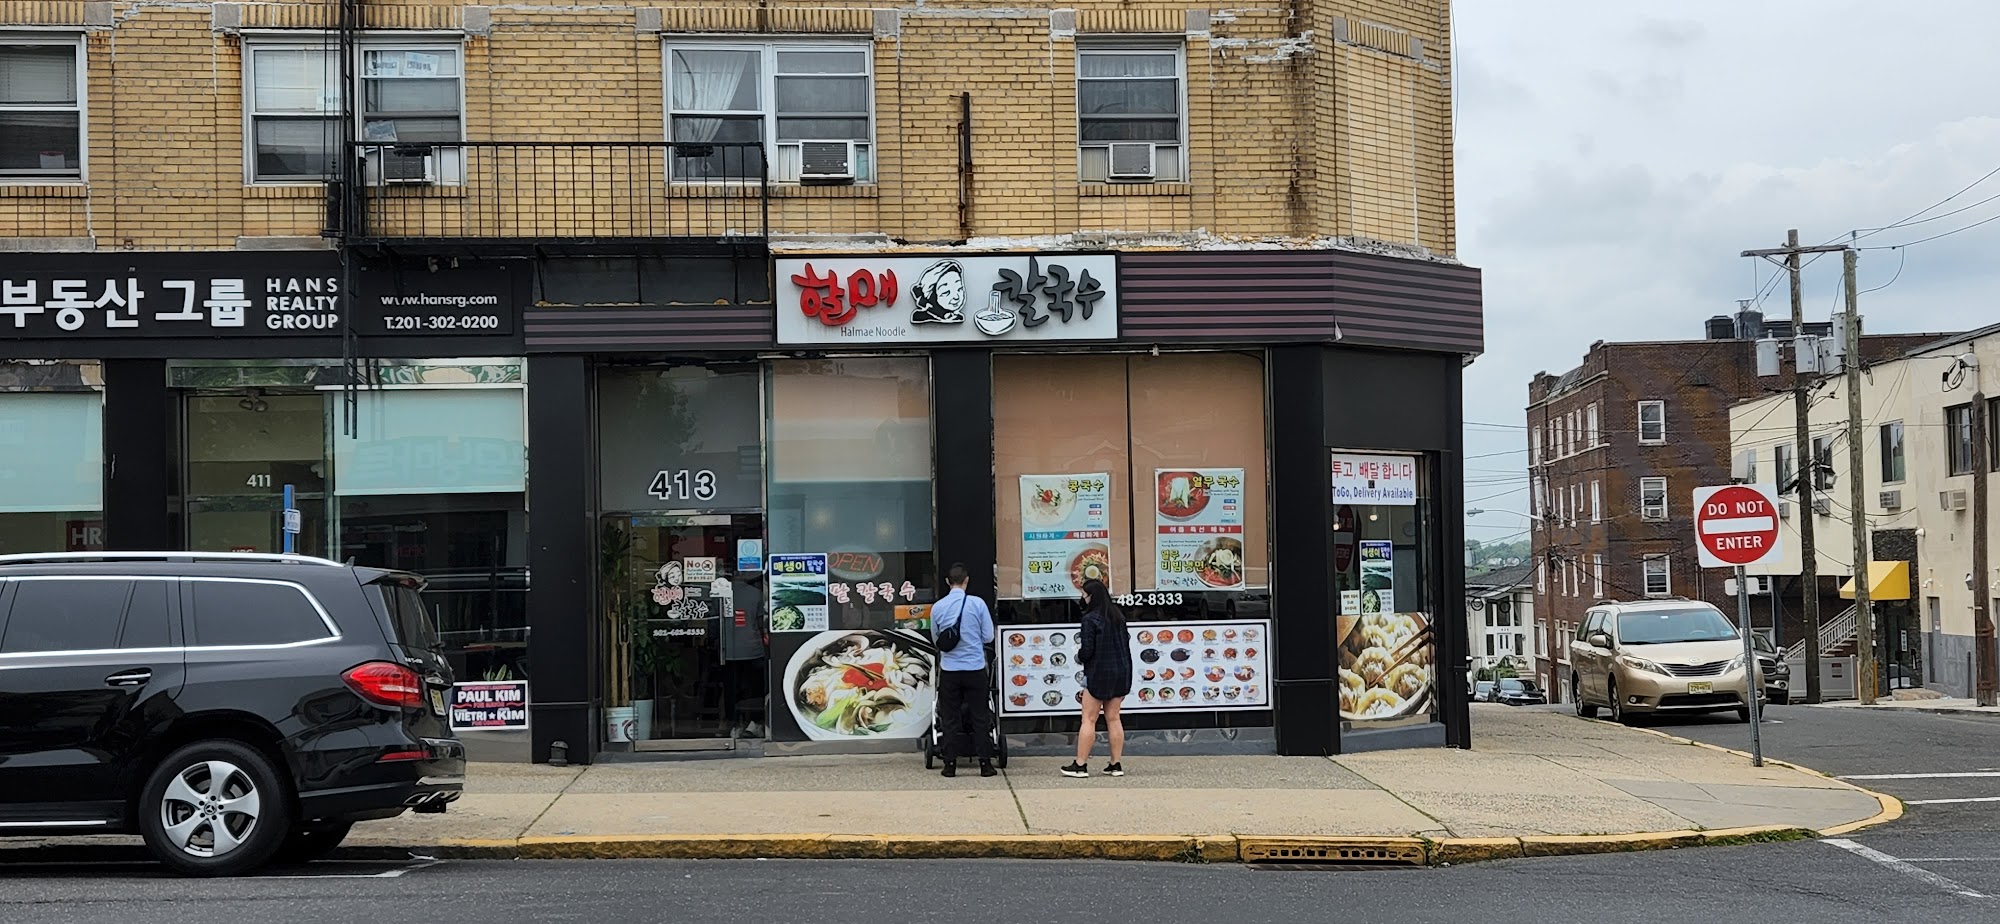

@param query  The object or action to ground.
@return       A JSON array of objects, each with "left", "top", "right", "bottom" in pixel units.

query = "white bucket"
[{"left": 605, "top": 706, "right": 636, "bottom": 744}]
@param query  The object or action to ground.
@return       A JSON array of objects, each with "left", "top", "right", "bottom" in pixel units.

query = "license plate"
[
  {"left": 1687, "top": 681, "right": 1713, "bottom": 695},
  {"left": 429, "top": 688, "right": 447, "bottom": 716}
]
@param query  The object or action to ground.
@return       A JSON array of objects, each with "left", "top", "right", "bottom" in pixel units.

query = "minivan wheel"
[
  {"left": 1609, "top": 679, "right": 1635, "bottom": 726},
  {"left": 139, "top": 740, "right": 292, "bottom": 877},
  {"left": 1735, "top": 706, "right": 1753, "bottom": 723},
  {"left": 274, "top": 821, "right": 354, "bottom": 865},
  {"left": 1573, "top": 674, "right": 1598, "bottom": 718}
]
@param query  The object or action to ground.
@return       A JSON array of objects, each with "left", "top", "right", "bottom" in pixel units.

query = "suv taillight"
[{"left": 343, "top": 661, "right": 425, "bottom": 709}]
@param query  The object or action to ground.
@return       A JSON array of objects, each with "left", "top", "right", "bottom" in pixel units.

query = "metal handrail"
[
  {"left": 0, "top": 552, "right": 344, "bottom": 568},
  {"left": 1784, "top": 604, "right": 1859, "bottom": 662}
]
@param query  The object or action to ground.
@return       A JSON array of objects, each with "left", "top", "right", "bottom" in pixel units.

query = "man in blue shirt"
[{"left": 932, "top": 562, "right": 996, "bottom": 778}]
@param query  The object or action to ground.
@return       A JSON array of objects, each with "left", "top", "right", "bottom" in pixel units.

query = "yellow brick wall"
[{"left": 0, "top": 0, "right": 1456, "bottom": 256}]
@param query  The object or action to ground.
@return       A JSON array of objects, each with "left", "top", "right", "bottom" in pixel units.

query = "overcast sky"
[{"left": 1454, "top": 0, "right": 2000, "bottom": 542}]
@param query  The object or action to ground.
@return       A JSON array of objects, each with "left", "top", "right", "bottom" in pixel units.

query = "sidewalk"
[{"left": 337, "top": 706, "right": 1893, "bottom": 863}]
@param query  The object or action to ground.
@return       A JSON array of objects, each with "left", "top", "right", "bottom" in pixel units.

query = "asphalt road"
[
  {"left": 1599, "top": 700, "right": 2000, "bottom": 902},
  {"left": 0, "top": 848, "right": 1995, "bottom": 924}
]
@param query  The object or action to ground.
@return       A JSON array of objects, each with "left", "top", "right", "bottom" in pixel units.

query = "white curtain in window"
[
  {"left": 671, "top": 50, "right": 756, "bottom": 142},
  {"left": 0, "top": 46, "right": 76, "bottom": 105}
]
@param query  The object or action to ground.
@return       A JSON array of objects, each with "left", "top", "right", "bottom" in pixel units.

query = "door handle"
[{"left": 104, "top": 669, "right": 152, "bottom": 687}]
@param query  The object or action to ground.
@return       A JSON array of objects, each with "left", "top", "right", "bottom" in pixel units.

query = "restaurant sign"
[{"left": 775, "top": 253, "right": 1118, "bottom": 346}]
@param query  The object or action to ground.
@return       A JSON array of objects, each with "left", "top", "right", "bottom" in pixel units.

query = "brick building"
[
  {"left": 1525, "top": 314, "right": 1939, "bottom": 703},
  {"left": 1, "top": 1, "right": 1484, "bottom": 762}
]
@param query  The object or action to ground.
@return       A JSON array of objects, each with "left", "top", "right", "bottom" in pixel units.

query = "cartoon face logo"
[{"left": 910, "top": 260, "right": 966, "bottom": 325}]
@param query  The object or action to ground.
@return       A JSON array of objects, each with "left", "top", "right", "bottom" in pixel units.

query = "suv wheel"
[
  {"left": 1573, "top": 674, "right": 1598, "bottom": 718},
  {"left": 275, "top": 821, "right": 354, "bottom": 865},
  {"left": 139, "top": 741, "right": 292, "bottom": 877}
]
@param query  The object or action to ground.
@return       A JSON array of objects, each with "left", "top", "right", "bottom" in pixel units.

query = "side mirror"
[{"left": 1589, "top": 632, "right": 1612, "bottom": 649}]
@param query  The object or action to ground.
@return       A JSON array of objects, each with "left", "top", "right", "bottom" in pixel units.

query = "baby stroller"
[{"left": 923, "top": 648, "right": 1009, "bottom": 770}]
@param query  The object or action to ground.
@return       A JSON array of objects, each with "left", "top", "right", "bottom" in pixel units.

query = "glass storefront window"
[
  {"left": 767, "top": 357, "right": 936, "bottom": 628},
  {"left": 184, "top": 393, "right": 327, "bottom": 556},
  {"left": 991, "top": 352, "right": 1272, "bottom": 734},
  {"left": 1333, "top": 453, "right": 1437, "bottom": 730},
  {"left": 596, "top": 365, "right": 770, "bottom": 745},
  {"left": 0, "top": 390, "right": 103, "bottom": 553}
]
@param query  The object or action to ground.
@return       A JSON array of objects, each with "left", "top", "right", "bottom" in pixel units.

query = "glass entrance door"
[{"left": 602, "top": 514, "right": 768, "bottom": 743}]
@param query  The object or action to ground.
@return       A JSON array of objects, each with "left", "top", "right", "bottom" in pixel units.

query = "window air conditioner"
[
  {"left": 798, "top": 140, "right": 856, "bottom": 183},
  {"left": 365, "top": 146, "right": 436, "bottom": 186},
  {"left": 1941, "top": 489, "right": 1970, "bottom": 512},
  {"left": 1106, "top": 142, "right": 1157, "bottom": 181},
  {"left": 1776, "top": 499, "right": 1792, "bottom": 520},
  {"left": 1811, "top": 496, "right": 1832, "bottom": 516},
  {"left": 1878, "top": 489, "right": 1902, "bottom": 511}
]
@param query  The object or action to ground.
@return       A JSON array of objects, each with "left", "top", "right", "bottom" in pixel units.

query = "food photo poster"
[
  {"left": 1152, "top": 468, "right": 1245, "bottom": 592},
  {"left": 1019, "top": 473, "right": 1112, "bottom": 598}
]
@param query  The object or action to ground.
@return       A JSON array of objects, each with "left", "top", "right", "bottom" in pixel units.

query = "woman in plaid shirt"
[{"left": 1064, "top": 578, "right": 1131, "bottom": 778}]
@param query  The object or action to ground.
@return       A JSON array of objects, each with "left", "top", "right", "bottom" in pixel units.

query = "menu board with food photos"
[
  {"left": 997, "top": 620, "right": 1271, "bottom": 715},
  {"left": 1152, "top": 468, "right": 1246, "bottom": 591},
  {"left": 1019, "top": 473, "right": 1113, "bottom": 598}
]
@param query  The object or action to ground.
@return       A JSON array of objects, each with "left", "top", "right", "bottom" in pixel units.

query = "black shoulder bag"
[{"left": 935, "top": 596, "right": 970, "bottom": 652}]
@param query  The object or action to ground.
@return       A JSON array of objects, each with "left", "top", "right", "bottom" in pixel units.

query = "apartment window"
[
  {"left": 1776, "top": 443, "right": 1796, "bottom": 494},
  {"left": 1640, "top": 476, "right": 1667, "bottom": 521},
  {"left": 1880, "top": 421, "right": 1905, "bottom": 484},
  {"left": 1537, "top": 558, "right": 1546, "bottom": 593},
  {"left": 1642, "top": 555, "right": 1671, "bottom": 597},
  {"left": 1991, "top": 398, "right": 2000, "bottom": 471},
  {"left": 361, "top": 47, "right": 462, "bottom": 144},
  {"left": 1811, "top": 435, "right": 1835, "bottom": 490},
  {"left": 1077, "top": 45, "right": 1184, "bottom": 183},
  {"left": 668, "top": 43, "right": 873, "bottom": 183},
  {"left": 1947, "top": 404, "right": 1976, "bottom": 476},
  {"left": 245, "top": 45, "right": 339, "bottom": 182},
  {"left": 1590, "top": 480, "right": 1601, "bottom": 523},
  {"left": 1592, "top": 553, "right": 1603, "bottom": 598},
  {"left": 1530, "top": 474, "right": 1543, "bottom": 521},
  {"left": 0, "top": 37, "right": 84, "bottom": 179},
  {"left": 1485, "top": 636, "right": 1495, "bottom": 658},
  {"left": 1571, "top": 483, "right": 1582, "bottom": 525},
  {"left": 1585, "top": 403, "right": 1600, "bottom": 447},
  {"left": 1637, "top": 400, "right": 1666, "bottom": 444},
  {"left": 1569, "top": 410, "right": 1581, "bottom": 455},
  {"left": 1515, "top": 633, "right": 1525, "bottom": 656},
  {"left": 1531, "top": 426, "right": 1542, "bottom": 466}
]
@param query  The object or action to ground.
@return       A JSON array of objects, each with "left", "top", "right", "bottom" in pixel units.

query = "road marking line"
[
  {"left": 1839, "top": 771, "right": 2000, "bottom": 780},
  {"left": 1905, "top": 797, "right": 2000, "bottom": 805},
  {"left": 1822, "top": 839, "right": 1989, "bottom": 899},
  {"left": 258, "top": 860, "right": 443, "bottom": 880}
]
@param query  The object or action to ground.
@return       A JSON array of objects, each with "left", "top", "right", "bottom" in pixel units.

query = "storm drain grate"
[{"left": 1238, "top": 838, "right": 1428, "bottom": 867}]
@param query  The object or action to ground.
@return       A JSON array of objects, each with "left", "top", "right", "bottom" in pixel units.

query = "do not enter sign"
[{"left": 1693, "top": 484, "right": 1785, "bottom": 568}]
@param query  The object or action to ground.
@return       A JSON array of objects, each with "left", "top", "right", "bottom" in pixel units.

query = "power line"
[
  {"left": 1852, "top": 162, "right": 2000, "bottom": 243},
  {"left": 1860, "top": 208, "right": 2000, "bottom": 250},
  {"left": 1858, "top": 246, "right": 1907, "bottom": 295}
]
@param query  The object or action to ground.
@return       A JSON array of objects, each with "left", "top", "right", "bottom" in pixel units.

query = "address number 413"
[{"left": 647, "top": 469, "right": 716, "bottom": 502}]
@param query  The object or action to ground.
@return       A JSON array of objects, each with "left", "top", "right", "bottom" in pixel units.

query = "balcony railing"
[{"left": 339, "top": 141, "right": 769, "bottom": 248}]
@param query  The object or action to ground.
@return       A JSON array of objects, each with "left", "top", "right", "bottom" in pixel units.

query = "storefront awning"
[{"left": 1839, "top": 561, "right": 1911, "bottom": 601}]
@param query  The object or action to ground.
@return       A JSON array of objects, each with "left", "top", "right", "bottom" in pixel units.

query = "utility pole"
[
  {"left": 1843, "top": 249, "right": 1876, "bottom": 705},
  {"left": 1970, "top": 355, "right": 1995, "bottom": 706},
  {"left": 1741, "top": 232, "right": 1846, "bottom": 703}
]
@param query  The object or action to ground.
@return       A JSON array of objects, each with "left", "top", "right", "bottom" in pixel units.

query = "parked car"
[
  {"left": 1568, "top": 599, "right": 1764, "bottom": 724},
  {"left": 1493, "top": 677, "right": 1547, "bottom": 706},
  {"left": 0, "top": 552, "right": 466, "bottom": 876},
  {"left": 1750, "top": 634, "right": 1790, "bottom": 706},
  {"left": 1472, "top": 680, "right": 1497, "bottom": 703}
]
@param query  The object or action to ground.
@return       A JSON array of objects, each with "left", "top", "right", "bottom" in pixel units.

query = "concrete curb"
[
  {"left": 329, "top": 825, "right": 1819, "bottom": 867},
  {"left": 1626, "top": 725, "right": 1905, "bottom": 838},
  {"left": 1809, "top": 703, "right": 2000, "bottom": 719}
]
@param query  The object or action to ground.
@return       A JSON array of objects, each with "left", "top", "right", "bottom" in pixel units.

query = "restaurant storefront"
[
  {"left": 523, "top": 247, "right": 1480, "bottom": 760},
  {"left": 2, "top": 244, "right": 1480, "bottom": 761}
]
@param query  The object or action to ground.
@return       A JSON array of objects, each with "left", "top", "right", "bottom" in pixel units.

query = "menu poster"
[
  {"left": 1359, "top": 541, "right": 1394, "bottom": 615},
  {"left": 1153, "top": 468, "right": 1246, "bottom": 591},
  {"left": 1020, "top": 473, "right": 1112, "bottom": 599},
  {"left": 997, "top": 620, "right": 1271, "bottom": 715},
  {"left": 767, "top": 553, "right": 829, "bottom": 633}
]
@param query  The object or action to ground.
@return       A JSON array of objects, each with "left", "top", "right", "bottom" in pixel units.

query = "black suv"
[{"left": 0, "top": 552, "right": 465, "bottom": 875}]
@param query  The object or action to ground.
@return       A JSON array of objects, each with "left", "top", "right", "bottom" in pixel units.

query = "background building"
[
  {"left": 0, "top": 1, "right": 1484, "bottom": 760},
  {"left": 1525, "top": 312, "right": 1939, "bottom": 702},
  {"left": 1729, "top": 323, "right": 1999, "bottom": 698}
]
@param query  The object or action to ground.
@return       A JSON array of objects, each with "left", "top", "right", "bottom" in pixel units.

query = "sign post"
[
  {"left": 280, "top": 483, "right": 300, "bottom": 555},
  {"left": 1694, "top": 483, "right": 1785, "bottom": 767}
]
